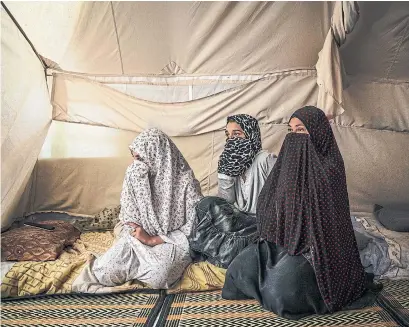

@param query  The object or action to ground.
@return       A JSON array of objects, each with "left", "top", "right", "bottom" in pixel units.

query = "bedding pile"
[
  {"left": 1, "top": 211, "right": 226, "bottom": 299},
  {"left": 1, "top": 211, "right": 408, "bottom": 300}
]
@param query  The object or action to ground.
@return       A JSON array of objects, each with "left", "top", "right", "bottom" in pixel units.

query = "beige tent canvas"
[{"left": 1, "top": 1, "right": 409, "bottom": 231}]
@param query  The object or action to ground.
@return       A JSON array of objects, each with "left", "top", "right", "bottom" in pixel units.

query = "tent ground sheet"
[
  {"left": 156, "top": 280, "right": 409, "bottom": 327},
  {"left": 0, "top": 290, "right": 164, "bottom": 327}
]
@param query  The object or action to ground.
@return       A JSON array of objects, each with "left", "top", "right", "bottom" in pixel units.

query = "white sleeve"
[{"left": 217, "top": 173, "right": 237, "bottom": 204}]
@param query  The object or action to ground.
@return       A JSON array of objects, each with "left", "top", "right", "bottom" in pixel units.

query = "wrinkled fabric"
[
  {"left": 121, "top": 128, "right": 203, "bottom": 237},
  {"left": 92, "top": 225, "right": 193, "bottom": 289},
  {"left": 351, "top": 216, "right": 396, "bottom": 278},
  {"left": 218, "top": 114, "right": 262, "bottom": 177},
  {"left": 316, "top": 2, "right": 360, "bottom": 117},
  {"left": 189, "top": 196, "right": 258, "bottom": 269},
  {"left": 190, "top": 149, "right": 276, "bottom": 269},
  {"left": 218, "top": 150, "right": 277, "bottom": 214},
  {"left": 256, "top": 106, "right": 369, "bottom": 312},
  {"left": 222, "top": 240, "right": 382, "bottom": 320},
  {"left": 331, "top": 1, "right": 360, "bottom": 47},
  {"left": 90, "top": 128, "right": 203, "bottom": 288}
]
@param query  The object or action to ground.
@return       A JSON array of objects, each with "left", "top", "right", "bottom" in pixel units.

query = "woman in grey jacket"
[{"left": 189, "top": 114, "right": 277, "bottom": 268}]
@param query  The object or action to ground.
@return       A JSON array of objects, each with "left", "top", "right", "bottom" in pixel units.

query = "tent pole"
[{"left": 1, "top": 1, "right": 48, "bottom": 73}]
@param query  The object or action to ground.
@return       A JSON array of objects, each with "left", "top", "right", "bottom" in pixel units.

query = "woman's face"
[
  {"left": 288, "top": 117, "right": 309, "bottom": 134},
  {"left": 225, "top": 121, "right": 246, "bottom": 140}
]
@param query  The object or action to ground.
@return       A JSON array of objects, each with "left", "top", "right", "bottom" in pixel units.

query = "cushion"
[
  {"left": 1, "top": 220, "right": 80, "bottom": 261},
  {"left": 374, "top": 205, "right": 409, "bottom": 232}
]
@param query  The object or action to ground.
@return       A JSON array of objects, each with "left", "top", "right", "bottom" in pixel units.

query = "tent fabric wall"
[
  {"left": 6, "top": 2, "right": 408, "bottom": 79},
  {"left": 32, "top": 123, "right": 215, "bottom": 214},
  {"left": 341, "top": 1, "right": 409, "bottom": 81},
  {"left": 51, "top": 70, "right": 322, "bottom": 135},
  {"left": 1, "top": 7, "right": 52, "bottom": 228},
  {"left": 338, "top": 78, "right": 409, "bottom": 133},
  {"left": 316, "top": 1, "right": 360, "bottom": 117},
  {"left": 1, "top": 1, "right": 408, "bottom": 228},
  {"left": 30, "top": 120, "right": 409, "bottom": 216}
]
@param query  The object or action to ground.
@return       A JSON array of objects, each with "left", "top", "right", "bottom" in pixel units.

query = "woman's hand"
[
  {"left": 126, "top": 222, "right": 164, "bottom": 246},
  {"left": 131, "top": 226, "right": 152, "bottom": 245}
]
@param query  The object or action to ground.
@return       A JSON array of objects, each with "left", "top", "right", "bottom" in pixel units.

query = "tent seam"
[
  {"left": 47, "top": 120, "right": 409, "bottom": 137},
  {"left": 207, "top": 131, "right": 215, "bottom": 196},
  {"left": 385, "top": 16, "right": 409, "bottom": 79},
  {"left": 261, "top": 122, "right": 409, "bottom": 136},
  {"left": 109, "top": 1, "right": 124, "bottom": 74},
  {"left": 0, "top": 2, "right": 47, "bottom": 71},
  {"left": 46, "top": 67, "right": 316, "bottom": 79}
]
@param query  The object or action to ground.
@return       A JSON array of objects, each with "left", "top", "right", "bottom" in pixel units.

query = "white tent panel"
[
  {"left": 51, "top": 70, "right": 321, "bottom": 135},
  {"left": 1, "top": 7, "right": 52, "bottom": 228},
  {"left": 4, "top": 1, "right": 334, "bottom": 75}
]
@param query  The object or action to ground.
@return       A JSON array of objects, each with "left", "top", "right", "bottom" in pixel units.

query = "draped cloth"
[
  {"left": 122, "top": 128, "right": 203, "bottom": 237},
  {"left": 316, "top": 1, "right": 360, "bottom": 117},
  {"left": 85, "top": 128, "right": 203, "bottom": 289},
  {"left": 256, "top": 106, "right": 367, "bottom": 312}
]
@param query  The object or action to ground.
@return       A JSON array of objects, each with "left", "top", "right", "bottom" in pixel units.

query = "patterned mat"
[
  {"left": 1, "top": 290, "right": 164, "bottom": 327},
  {"left": 377, "top": 279, "right": 409, "bottom": 327},
  {"left": 156, "top": 290, "right": 400, "bottom": 327}
]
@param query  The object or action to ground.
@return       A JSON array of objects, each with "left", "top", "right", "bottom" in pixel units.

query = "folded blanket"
[{"left": 1, "top": 230, "right": 226, "bottom": 299}]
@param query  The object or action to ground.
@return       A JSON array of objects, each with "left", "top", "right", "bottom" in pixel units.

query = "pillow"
[
  {"left": 1, "top": 220, "right": 80, "bottom": 261},
  {"left": 374, "top": 205, "right": 409, "bottom": 232}
]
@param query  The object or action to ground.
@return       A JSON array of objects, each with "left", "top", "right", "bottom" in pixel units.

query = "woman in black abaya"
[{"left": 222, "top": 106, "right": 381, "bottom": 320}]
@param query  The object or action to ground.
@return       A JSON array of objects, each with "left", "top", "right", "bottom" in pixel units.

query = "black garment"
[
  {"left": 257, "top": 106, "right": 368, "bottom": 312},
  {"left": 222, "top": 106, "right": 382, "bottom": 320},
  {"left": 189, "top": 196, "right": 258, "bottom": 269},
  {"left": 222, "top": 240, "right": 382, "bottom": 320}
]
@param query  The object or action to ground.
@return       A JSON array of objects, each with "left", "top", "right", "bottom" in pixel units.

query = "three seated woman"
[{"left": 85, "top": 107, "right": 381, "bottom": 320}]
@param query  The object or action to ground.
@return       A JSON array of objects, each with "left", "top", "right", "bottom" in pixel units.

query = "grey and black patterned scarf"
[{"left": 218, "top": 114, "right": 262, "bottom": 177}]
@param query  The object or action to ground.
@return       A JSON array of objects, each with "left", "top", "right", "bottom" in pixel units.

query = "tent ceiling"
[{"left": 5, "top": 1, "right": 334, "bottom": 75}]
